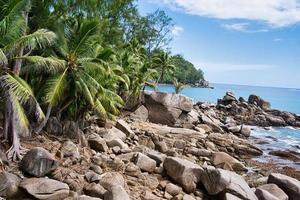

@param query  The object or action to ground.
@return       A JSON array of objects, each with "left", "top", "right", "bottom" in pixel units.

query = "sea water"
[{"left": 149, "top": 83, "right": 300, "bottom": 167}]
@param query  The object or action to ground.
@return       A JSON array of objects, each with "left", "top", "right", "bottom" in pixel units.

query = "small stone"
[
  {"left": 134, "top": 153, "right": 156, "bottom": 173},
  {"left": 88, "top": 134, "right": 108, "bottom": 152},
  {"left": 165, "top": 183, "right": 182, "bottom": 196},
  {"left": 60, "top": 140, "right": 80, "bottom": 159}
]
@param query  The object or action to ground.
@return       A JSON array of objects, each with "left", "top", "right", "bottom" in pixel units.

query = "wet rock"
[
  {"left": 20, "top": 147, "right": 58, "bottom": 177},
  {"left": 130, "top": 105, "right": 148, "bottom": 122},
  {"left": 88, "top": 134, "right": 108, "bottom": 152},
  {"left": 211, "top": 152, "right": 247, "bottom": 172},
  {"left": 104, "top": 185, "right": 130, "bottom": 200},
  {"left": 201, "top": 166, "right": 257, "bottom": 200},
  {"left": 143, "top": 91, "right": 193, "bottom": 126},
  {"left": 268, "top": 173, "right": 300, "bottom": 200},
  {"left": 0, "top": 172, "right": 21, "bottom": 198},
  {"left": 133, "top": 153, "right": 156, "bottom": 173},
  {"left": 269, "top": 150, "right": 300, "bottom": 162},
  {"left": 163, "top": 157, "right": 203, "bottom": 193},
  {"left": 255, "top": 183, "right": 288, "bottom": 200},
  {"left": 20, "top": 178, "right": 69, "bottom": 200}
]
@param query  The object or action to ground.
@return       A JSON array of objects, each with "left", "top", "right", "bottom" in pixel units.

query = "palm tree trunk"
[{"left": 35, "top": 106, "right": 52, "bottom": 134}]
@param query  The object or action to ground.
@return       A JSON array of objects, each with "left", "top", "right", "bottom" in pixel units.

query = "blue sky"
[{"left": 137, "top": 0, "right": 300, "bottom": 88}]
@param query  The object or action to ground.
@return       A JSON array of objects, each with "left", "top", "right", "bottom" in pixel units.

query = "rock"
[
  {"left": 88, "top": 134, "right": 108, "bottom": 152},
  {"left": 19, "top": 178, "right": 69, "bottom": 200},
  {"left": 143, "top": 91, "right": 193, "bottom": 126},
  {"left": 265, "top": 115, "right": 286, "bottom": 126},
  {"left": 46, "top": 117, "right": 63, "bottom": 135},
  {"left": 240, "top": 125, "right": 251, "bottom": 137},
  {"left": 106, "top": 138, "right": 129, "bottom": 150},
  {"left": 60, "top": 140, "right": 80, "bottom": 159},
  {"left": 268, "top": 173, "right": 300, "bottom": 200},
  {"left": 200, "top": 166, "right": 257, "bottom": 200},
  {"left": 211, "top": 152, "right": 247, "bottom": 172},
  {"left": 165, "top": 183, "right": 182, "bottom": 196},
  {"left": 104, "top": 185, "right": 130, "bottom": 200},
  {"left": 130, "top": 105, "right": 149, "bottom": 121},
  {"left": 99, "top": 172, "right": 125, "bottom": 190},
  {"left": 255, "top": 184, "right": 288, "bottom": 200},
  {"left": 141, "top": 190, "right": 160, "bottom": 200},
  {"left": 248, "top": 95, "right": 270, "bottom": 110},
  {"left": 133, "top": 153, "right": 156, "bottom": 173},
  {"left": 63, "top": 120, "right": 80, "bottom": 138},
  {"left": 20, "top": 147, "right": 58, "bottom": 177},
  {"left": 85, "top": 171, "right": 102, "bottom": 183},
  {"left": 183, "top": 194, "right": 196, "bottom": 200},
  {"left": 84, "top": 183, "right": 106, "bottom": 198},
  {"left": 224, "top": 193, "right": 243, "bottom": 200},
  {"left": 78, "top": 195, "right": 102, "bottom": 200},
  {"left": 116, "top": 119, "right": 134, "bottom": 137},
  {"left": 269, "top": 150, "right": 300, "bottom": 162},
  {"left": 101, "top": 127, "right": 126, "bottom": 142},
  {"left": 219, "top": 91, "right": 237, "bottom": 105},
  {"left": 146, "top": 150, "right": 167, "bottom": 165},
  {"left": 163, "top": 157, "right": 203, "bottom": 193},
  {"left": 0, "top": 172, "right": 21, "bottom": 198}
]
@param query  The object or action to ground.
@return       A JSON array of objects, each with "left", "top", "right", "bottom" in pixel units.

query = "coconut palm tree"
[
  {"left": 34, "top": 19, "right": 127, "bottom": 133},
  {"left": 0, "top": 0, "right": 62, "bottom": 161},
  {"left": 173, "top": 78, "right": 187, "bottom": 94},
  {"left": 152, "top": 51, "right": 175, "bottom": 84}
]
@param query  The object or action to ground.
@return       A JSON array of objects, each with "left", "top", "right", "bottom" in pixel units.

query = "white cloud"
[
  {"left": 222, "top": 23, "right": 269, "bottom": 33},
  {"left": 156, "top": 0, "right": 300, "bottom": 27},
  {"left": 273, "top": 38, "right": 283, "bottom": 42},
  {"left": 171, "top": 25, "right": 184, "bottom": 36}
]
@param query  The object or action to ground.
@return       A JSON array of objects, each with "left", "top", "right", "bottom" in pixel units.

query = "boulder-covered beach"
[{"left": 1, "top": 91, "right": 300, "bottom": 200}]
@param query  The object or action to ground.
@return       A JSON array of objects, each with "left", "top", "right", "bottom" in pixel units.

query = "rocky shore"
[{"left": 1, "top": 91, "right": 300, "bottom": 200}]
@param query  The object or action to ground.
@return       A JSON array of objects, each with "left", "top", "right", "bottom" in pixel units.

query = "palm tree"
[
  {"left": 152, "top": 51, "right": 175, "bottom": 84},
  {"left": 34, "top": 19, "right": 126, "bottom": 133},
  {"left": 0, "top": 0, "right": 61, "bottom": 161},
  {"left": 173, "top": 78, "right": 187, "bottom": 94}
]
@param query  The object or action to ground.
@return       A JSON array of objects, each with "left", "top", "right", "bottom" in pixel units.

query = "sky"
[{"left": 137, "top": 0, "right": 300, "bottom": 88}]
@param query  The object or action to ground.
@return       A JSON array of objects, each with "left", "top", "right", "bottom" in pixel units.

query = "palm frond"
[
  {"left": 44, "top": 68, "right": 68, "bottom": 106},
  {"left": 0, "top": 48, "right": 8, "bottom": 66},
  {"left": 16, "top": 56, "right": 66, "bottom": 74},
  {"left": 0, "top": 73, "right": 33, "bottom": 104},
  {"left": 5, "top": 29, "right": 56, "bottom": 56}
]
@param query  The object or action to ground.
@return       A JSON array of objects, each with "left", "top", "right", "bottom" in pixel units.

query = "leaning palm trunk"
[{"left": 35, "top": 106, "right": 52, "bottom": 134}]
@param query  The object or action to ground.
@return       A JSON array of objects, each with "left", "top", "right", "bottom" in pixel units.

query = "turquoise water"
[
  {"left": 150, "top": 83, "right": 300, "bottom": 114},
  {"left": 149, "top": 83, "right": 300, "bottom": 167}
]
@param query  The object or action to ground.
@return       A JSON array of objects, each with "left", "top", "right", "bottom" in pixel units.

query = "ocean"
[{"left": 149, "top": 83, "right": 300, "bottom": 167}]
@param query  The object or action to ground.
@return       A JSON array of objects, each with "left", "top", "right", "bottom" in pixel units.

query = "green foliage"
[
  {"left": 163, "top": 54, "right": 204, "bottom": 84},
  {"left": 173, "top": 78, "right": 187, "bottom": 94}
]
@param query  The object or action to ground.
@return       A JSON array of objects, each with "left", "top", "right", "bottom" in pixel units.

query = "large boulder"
[
  {"left": 248, "top": 95, "right": 270, "bottom": 110},
  {"left": 163, "top": 157, "right": 203, "bottom": 193},
  {"left": 143, "top": 91, "right": 193, "bottom": 126},
  {"left": 19, "top": 178, "right": 69, "bottom": 200},
  {"left": 255, "top": 184, "right": 288, "bottom": 200},
  {"left": 0, "top": 172, "right": 21, "bottom": 198},
  {"left": 211, "top": 152, "right": 247, "bottom": 172},
  {"left": 130, "top": 105, "right": 149, "bottom": 122},
  {"left": 20, "top": 147, "right": 58, "bottom": 177},
  {"left": 200, "top": 166, "right": 257, "bottom": 200},
  {"left": 268, "top": 173, "right": 300, "bottom": 200}
]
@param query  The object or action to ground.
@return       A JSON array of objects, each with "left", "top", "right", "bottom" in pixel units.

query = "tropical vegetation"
[{"left": 0, "top": 0, "right": 205, "bottom": 161}]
